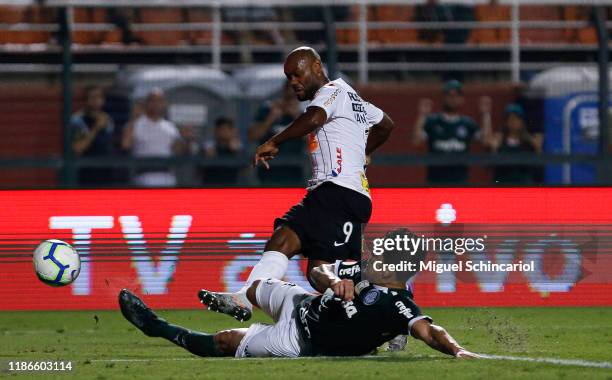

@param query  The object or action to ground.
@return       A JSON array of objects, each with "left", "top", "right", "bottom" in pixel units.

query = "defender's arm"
[{"left": 410, "top": 319, "right": 480, "bottom": 359}]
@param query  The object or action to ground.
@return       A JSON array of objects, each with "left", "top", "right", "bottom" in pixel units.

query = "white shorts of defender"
[{"left": 235, "top": 279, "right": 310, "bottom": 358}]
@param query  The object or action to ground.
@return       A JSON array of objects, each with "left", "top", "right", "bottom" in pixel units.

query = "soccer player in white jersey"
[{"left": 199, "top": 46, "right": 395, "bottom": 324}]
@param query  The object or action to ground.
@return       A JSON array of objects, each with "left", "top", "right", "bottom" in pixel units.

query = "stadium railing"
[
  {"left": 0, "top": 1, "right": 608, "bottom": 80},
  {"left": 0, "top": 0, "right": 609, "bottom": 188}
]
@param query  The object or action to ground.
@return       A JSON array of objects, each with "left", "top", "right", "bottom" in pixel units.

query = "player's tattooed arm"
[
  {"left": 410, "top": 320, "right": 480, "bottom": 359},
  {"left": 365, "top": 113, "right": 395, "bottom": 156},
  {"left": 310, "top": 263, "right": 355, "bottom": 301},
  {"left": 254, "top": 107, "right": 326, "bottom": 168}
]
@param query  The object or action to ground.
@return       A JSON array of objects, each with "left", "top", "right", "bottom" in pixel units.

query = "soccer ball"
[{"left": 33, "top": 239, "right": 81, "bottom": 286}]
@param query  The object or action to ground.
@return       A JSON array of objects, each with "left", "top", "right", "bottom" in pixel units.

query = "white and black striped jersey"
[{"left": 306, "top": 79, "right": 384, "bottom": 199}]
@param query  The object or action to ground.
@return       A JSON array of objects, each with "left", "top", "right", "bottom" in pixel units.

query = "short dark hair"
[
  {"left": 215, "top": 117, "right": 234, "bottom": 128},
  {"left": 443, "top": 79, "right": 463, "bottom": 94}
]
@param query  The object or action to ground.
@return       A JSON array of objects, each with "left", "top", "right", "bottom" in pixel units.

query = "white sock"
[{"left": 238, "top": 251, "right": 289, "bottom": 296}]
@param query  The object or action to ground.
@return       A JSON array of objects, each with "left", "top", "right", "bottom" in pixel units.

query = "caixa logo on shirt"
[{"left": 331, "top": 147, "right": 343, "bottom": 177}]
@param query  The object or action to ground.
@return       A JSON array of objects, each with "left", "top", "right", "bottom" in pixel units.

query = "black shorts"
[{"left": 274, "top": 182, "right": 372, "bottom": 262}]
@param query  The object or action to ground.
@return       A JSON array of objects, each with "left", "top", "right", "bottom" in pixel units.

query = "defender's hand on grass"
[
  {"left": 330, "top": 279, "right": 355, "bottom": 302},
  {"left": 455, "top": 349, "right": 482, "bottom": 359},
  {"left": 254, "top": 141, "right": 279, "bottom": 169}
]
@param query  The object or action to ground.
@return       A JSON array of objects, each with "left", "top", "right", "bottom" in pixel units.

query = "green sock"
[{"left": 154, "top": 321, "right": 224, "bottom": 357}]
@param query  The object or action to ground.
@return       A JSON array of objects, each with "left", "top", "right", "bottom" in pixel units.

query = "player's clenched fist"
[
  {"left": 330, "top": 279, "right": 355, "bottom": 301},
  {"left": 254, "top": 140, "right": 279, "bottom": 169}
]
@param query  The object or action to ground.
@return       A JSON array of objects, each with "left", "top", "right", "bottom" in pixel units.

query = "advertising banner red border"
[{"left": 1, "top": 187, "right": 610, "bottom": 310}]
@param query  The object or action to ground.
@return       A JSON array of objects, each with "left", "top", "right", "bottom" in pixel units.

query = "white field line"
[
  {"left": 90, "top": 354, "right": 612, "bottom": 369},
  {"left": 479, "top": 354, "right": 612, "bottom": 369},
  {"left": 90, "top": 356, "right": 376, "bottom": 363}
]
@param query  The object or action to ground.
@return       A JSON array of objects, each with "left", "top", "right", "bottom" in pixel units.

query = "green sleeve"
[
  {"left": 467, "top": 117, "right": 480, "bottom": 139},
  {"left": 423, "top": 115, "right": 435, "bottom": 138},
  {"left": 254, "top": 104, "right": 271, "bottom": 123}
]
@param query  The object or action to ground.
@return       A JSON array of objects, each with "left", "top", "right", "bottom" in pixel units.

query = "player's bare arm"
[
  {"left": 410, "top": 319, "right": 480, "bottom": 359},
  {"left": 310, "top": 263, "right": 355, "bottom": 301},
  {"left": 478, "top": 95, "right": 493, "bottom": 144},
  {"left": 254, "top": 106, "right": 326, "bottom": 169},
  {"left": 412, "top": 98, "right": 433, "bottom": 146},
  {"left": 248, "top": 102, "right": 283, "bottom": 142},
  {"left": 365, "top": 112, "right": 396, "bottom": 156},
  {"left": 73, "top": 112, "right": 109, "bottom": 156}
]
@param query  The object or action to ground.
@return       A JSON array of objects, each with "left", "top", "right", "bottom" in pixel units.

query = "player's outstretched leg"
[
  {"left": 119, "top": 289, "right": 226, "bottom": 357},
  {"left": 118, "top": 288, "right": 164, "bottom": 337},
  {"left": 198, "top": 226, "right": 300, "bottom": 322},
  {"left": 198, "top": 288, "right": 252, "bottom": 322}
]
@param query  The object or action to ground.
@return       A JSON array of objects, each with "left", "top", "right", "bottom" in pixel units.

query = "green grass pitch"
[{"left": 1, "top": 307, "right": 611, "bottom": 379}]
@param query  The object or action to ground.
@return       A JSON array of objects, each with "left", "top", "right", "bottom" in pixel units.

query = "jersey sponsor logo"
[
  {"left": 331, "top": 147, "right": 343, "bottom": 177},
  {"left": 333, "top": 241, "right": 346, "bottom": 247},
  {"left": 347, "top": 92, "right": 363, "bottom": 102},
  {"left": 342, "top": 300, "right": 358, "bottom": 319},
  {"left": 360, "top": 171, "right": 370, "bottom": 194},
  {"left": 395, "top": 300, "right": 414, "bottom": 319},
  {"left": 323, "top": 88, "right": 341, "bottom": 107},
  {"left": 457, "top": 126, "right": 467, "bottom": 138},
  {"left": 354, "top": 112, "right": 367, "bottom": 124},
  {"left": 352, "top": 103, "right": 366, "bottom": 113},
  {"left": 362, "top": 288, "right": 381, "bottom": 305},
  {"left": 347, "top": 91, "right": 368, "bottom": 124},
  {"left": 433, "top": 139, "right": 467, "bottom": 152},
  {"left": 299, "top": 305, "right": 312, "bottom": 338},
  {"left": 320, "top": 290, "right": 334, "bottom": 310},
  {"left": 307, "top": 132, "right": 319, "bottom": 153},
  {"left": 338, "top": 264, "right": 360, "bottom": 277}
]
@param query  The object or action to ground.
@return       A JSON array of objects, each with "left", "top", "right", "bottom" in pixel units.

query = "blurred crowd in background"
[
  {"left": 0, "top": 1, "right": 609, "bottom": 188},
  {"left": 70, "top": 78, "right": 544, "bottom": 188}
]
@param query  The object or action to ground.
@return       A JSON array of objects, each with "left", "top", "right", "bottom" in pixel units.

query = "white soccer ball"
[{"left": 33, "top": 239, "right": 81, "bottom": 286}]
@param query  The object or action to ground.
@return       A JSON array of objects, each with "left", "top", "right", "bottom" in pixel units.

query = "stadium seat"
[
  {"left": 186, "top": 8, "right": 213, "bottom": 45},
  {"left": 519, "top": 6, "right": 565, "bottom": 44},
  {"left": 0, "top": 5, "right": 52, "bottom": 44},
  {"left": 335, "top": 5, "right": 376, "bottom": 45},
  {"left": 469, "top": 2, "right": 511, "bottom": 45},
  {"left": 563, "top": 6, "right": 597, "bottom": 44},
  {"left": 372, "top": 5, "right": 417, "bottom": 44},
  {"left": 136, "top": 8, "right": 187, "bottom": 46},
  {"left": 72, "top": 8, "right": 106, "bottom": 45}
]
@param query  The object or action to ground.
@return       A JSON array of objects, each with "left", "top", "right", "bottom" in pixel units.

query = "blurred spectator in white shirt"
[{"left": 121, "top": 88, "right": 184, "bottom": 187}]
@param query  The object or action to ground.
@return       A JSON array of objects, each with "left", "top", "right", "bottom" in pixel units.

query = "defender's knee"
[
  {"left": 214, "top": 329, "right": 244, "bottom": 355},
  {"left": 246, "top": 280, "right": 261, "bottom": 306}
]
